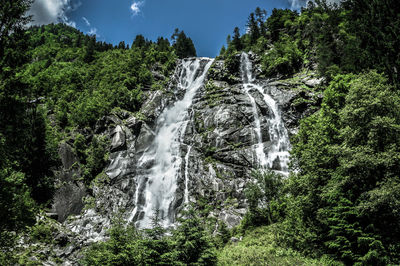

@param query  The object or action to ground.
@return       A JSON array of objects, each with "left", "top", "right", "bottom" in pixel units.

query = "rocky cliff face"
[{"left": 46, "top": 53, "right": 320, "bottom": 261}]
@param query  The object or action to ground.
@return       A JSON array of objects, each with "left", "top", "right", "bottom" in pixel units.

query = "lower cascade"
[
  {"left": 240, "top": 53, "right": 290, "bottom": 174},
  {"left": 131, "top": 58, "right": 214, "bottom": 228}
]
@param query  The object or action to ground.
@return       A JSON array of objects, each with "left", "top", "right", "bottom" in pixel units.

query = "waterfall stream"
[
  {"left": 240, "top": 53, "right": 290, "bottom": 174},
  {"left": 131, "top": 58, "right": 214, "bottom": 228}
]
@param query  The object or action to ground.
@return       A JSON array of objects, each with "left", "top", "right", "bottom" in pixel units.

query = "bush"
[
  {"left": 261, "top": 35, "right": 303, "bottom": 77},
  {"left": 83, "top": 208, "right": 217, "bottom": 265},
  {"left": 82, "top": 135, "right": 109, "bottom": 185},
  {"left": 284, "top": 71, "right": 400, "bottom": 264},
  {"left": 218, "top": 225, "right": 339, "bottom": 266},
  {"left": 241, "top": 170, "right": 285, "bottom": 229}
]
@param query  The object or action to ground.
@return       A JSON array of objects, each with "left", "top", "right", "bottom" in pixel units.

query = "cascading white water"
[
  {"left": 184, "top": 145, "right": 192, "bottom": 204},
  {"left": 240, "top": 53, "right": 290, "bottom": 174},
  {"left": 131, "top": 58, "right": 214, "bottom": 228}
]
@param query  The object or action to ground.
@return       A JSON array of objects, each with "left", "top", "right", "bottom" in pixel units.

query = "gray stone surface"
[
  {"left": 58, "top": 143, "right": 77, "bottom": 170},
  {"left": 110, "top": 125, "right": 126, "bottom": 152},
  {"left": 36, "top": 56, "right": 315, "bottom": 263}
]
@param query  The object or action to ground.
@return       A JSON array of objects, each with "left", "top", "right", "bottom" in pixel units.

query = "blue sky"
[{"left": 29, "top": 0, "right": 309, "bottom": 57}]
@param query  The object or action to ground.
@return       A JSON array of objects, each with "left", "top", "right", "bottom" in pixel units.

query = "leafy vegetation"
[
  {"left": 82, "top": 208, "right": 217, "bottom": 265},
  {"left": 217, "top": 0, "right": 400, "bottom": 264},
  {"left": 0, "top": 1, "right": 197, "bottom": 263},
  {"left": 218, "top": 225, "right": 341, "bottom": 266},
  {"left": 282, "top": 71, "right": 400, "bottom": 264},
  {"left": 221, "top": 0, "right": 400, "bottom": 85},
  {"left": 1, "top": 0, "right": 400, "bottom": 265}
]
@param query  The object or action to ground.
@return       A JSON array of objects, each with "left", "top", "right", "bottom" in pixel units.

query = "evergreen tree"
[
  {"left": 156, "top": 37, "right": 170, "bottom": 52},
  {"left": 232, "top": 27, "right": 242, "bottom": 51},
  {"left": 266, "top": 8, "right": 297, "bottom": 43},
  {"left": 247, "top": 13, "right": 260, "bottom": 45},
  {"left": 172, "top": 208, "right": 217, "bottom": 265},
  {"left": 0, "top": 0, "right": 32, "bottom": 58},
  {"left": 0, "top": 1, "right": 37, "bottom": 262},
  {"left": 172, "top": 29, "right": 196, "bottom": 59},
  {"left": 117, "top": 41, "right": 126, "bottom": 49},
  {"left": 83, "top": 35, "right": 96, "bottom": 63},
  {"left": 286, "top": 71, "right": 400, "bottom": 264},
  {"left": 255, "top": 7, "right": 267, "bottom": 36},
  {"left": 132, "top": 34, "right": 147, "bottom": 49}
]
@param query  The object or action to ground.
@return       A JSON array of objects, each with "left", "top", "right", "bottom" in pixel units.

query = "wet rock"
[
  {"left": 58, "top": 143, "right": 77, "bottom": 170},
  {"left": 54, "top": 232, "right": 69, "bottom": 247},
  {"left": 54, "top": 55, "right": 308, "bottom": 259},
  {"left": 46, "top": 212, "right": 59, "bottom": 220},
  {"left": 53, "top": 181, "right": 86, "bottom": 222},
  {"left": 110, "top": 125, "right": 126, "bottom": 152},
  {"left": 126, "top": 116, "right": 143, "bottom": 137},
  {"left": 304, "top": 77, "right": 324, "bottom": 87},
  {"left": 231, "top": 237, "right": 242, "bottom": 243},
  {"left": 135, "top": 123, "right": 155, "bottom": 153},
  {"left": 272, "top": 156, "right": 282, "bottom": 171},
  {"left": 63, "top": 244, "right": 76, "bottom": 256}
]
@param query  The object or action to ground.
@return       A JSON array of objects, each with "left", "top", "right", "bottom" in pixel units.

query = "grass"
[{"left": 217, "top": 225, "right": 342, "bottom": 266}]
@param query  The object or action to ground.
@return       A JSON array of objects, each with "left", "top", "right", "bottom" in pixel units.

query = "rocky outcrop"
[
  {"left": 52, "top": 143, "right": 86, "bottom": 223},
  {"left": 110, "top": 125, "right": 126, "bottom": 152},
  {"left": 40, "top": 55, "right": 319, "bottom": 264}
]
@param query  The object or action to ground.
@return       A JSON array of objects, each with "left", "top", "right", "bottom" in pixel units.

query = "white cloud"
[
  {"left": 81, "top": 17, "right": 99, "bottom": 37},
  {"left": 82, "top": 16, "right": 90, "bottom": 27},
  {"left": 28, "top": 0, "right": 81, "bottom": 26},
  {"left": 130, "top": 1, "right": 144, "bottom": 16},
  {"left": 289, "top": 0, "right": 307, "bottom": 9},
  {"left": 88, "top": 28, "right": 99, "bottom": 37},
  {"left": 288, "top": 0, "right": 341, "bottom": 10}
]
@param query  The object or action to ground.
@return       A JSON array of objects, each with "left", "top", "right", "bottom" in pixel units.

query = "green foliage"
[
  {"left": 221, "top": 1, "right": 399, "bottom": 84},
  {"left": 0, "top": 0, "right": 32, "bottom": 58},
  {"left": 231, "top": 27, "right": 242, "bottom": 51},
  {"left": 261, "top": 34, "right": 303, "bottom": 76},
  {"left": 0, "top": 0, "right": 39, "bottom": 240},
  {"left": 342, "top": 0, "right": 400, "bottom": 86},
  {"left": 81, "top": 135, "right": 109, "bottom": 185},
  {"left": 173, "top": 208, "right": 217, "bottom": 265},
  {"left": 224, "top": 51, "right": 240, "bottom": 74},
  {"left": 266, "top": 8, "right": 298, "bottom": 43},
  {"left": 83, "top": 208, "right": 217, "bottom": 265},
  {"left": 218, "top": 225, "right": 340, "bottom": 266},
  {"left": 242, "top": 171, "right": 284, "bottom": 230},
  {"left": 0, "top": 231, "right": 19, "bottom": 265},
  {"left": 82, "top": 220, "right": 176, "bottom": 266},
  {"left": 172, "top": 28, "right": 197, "bottom": 59},
  {"left": 30, "top": 220, "right": 54, "bottom": 244},
  {"left": 283, "top": 71, "right": 400, "bottom": 264},
  {"left": 17, "top": 24, "right": 177, "bottom": 129}
]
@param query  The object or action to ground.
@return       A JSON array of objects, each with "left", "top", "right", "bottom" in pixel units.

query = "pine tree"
[
  {"left": 247, "top": 13, "right": 260, "bottom": 45},
  {"left": 172, "top": 29, "right": 197, "bottom": 59},
  {"left": 132, "top": 34, "right": 147, "bottom": 49},
  {"left": 117, "top": 41, "right": 126, "bottom": 49},
  {"left": 83, "top": 35, "right": 96, "bottom": 63},
  {"left": 232, "top": 27, "right": 242, "bottom": 51},
  {"left": 255, "top": 7, "right": 267, "bottom": 36}
]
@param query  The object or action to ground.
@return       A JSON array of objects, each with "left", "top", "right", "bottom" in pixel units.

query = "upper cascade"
[
  {"left": 240, "top": 53, "right": 290, "bottom": 174},
  {"left": 131, "top": 57, "right": 214, "bottom": 228}
]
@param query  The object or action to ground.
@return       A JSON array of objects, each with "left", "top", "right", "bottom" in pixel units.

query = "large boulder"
[
  {"left": 53, "top": 142, "right": 87, "bottom": 222},
  {"left": 110, "top": 125, "right": 126, "bottom": 152}
]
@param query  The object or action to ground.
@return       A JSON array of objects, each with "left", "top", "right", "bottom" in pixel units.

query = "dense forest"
[{"left": 1, "top": 0, "right": 400, "bottom": 264}]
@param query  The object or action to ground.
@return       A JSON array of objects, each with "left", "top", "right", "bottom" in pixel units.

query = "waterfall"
[
  {"left": 240, "top": 53, "right": 290, "bottom": 174},
  {"left": 131, "top": 58, "right": 214, "bottom": 228},
  {"left": 184, "top": 145, "right": 192, "bottom": 204}
]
